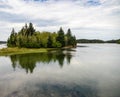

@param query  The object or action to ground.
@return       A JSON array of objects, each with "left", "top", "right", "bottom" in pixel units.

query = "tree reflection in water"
[{"left": 10, "top": 50, "right": 72, "bottom": 73}]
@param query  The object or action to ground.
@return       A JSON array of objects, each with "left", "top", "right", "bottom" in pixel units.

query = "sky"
[{"left": 0, "top": 0, "right": 120, "bottom": 41}]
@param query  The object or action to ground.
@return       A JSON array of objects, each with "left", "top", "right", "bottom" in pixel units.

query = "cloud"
[{"left": 0, "top": 0, "right": 120, "bottom": 40}]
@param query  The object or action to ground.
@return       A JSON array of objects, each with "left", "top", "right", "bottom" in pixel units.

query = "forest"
[
  {"left": 77, "top": 39, "right": 120, "bottom": 44},
  {"left": 0, "top": 41, "right": 6, "bottom": 44},
  {"left": 7, "top": 23, "right": 77, "bottom": 48}
]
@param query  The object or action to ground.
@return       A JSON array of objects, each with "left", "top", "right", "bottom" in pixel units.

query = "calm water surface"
[
  {"left": 0, "top": 44, "right": 120, "bottom": 97},
  {"left": 0, "top": 43, "right": 7, "bottom": 49}
]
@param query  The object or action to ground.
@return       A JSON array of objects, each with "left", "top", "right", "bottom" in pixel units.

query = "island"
[{"left": 0, "top": 23, "right": 77, "bottom": 56}]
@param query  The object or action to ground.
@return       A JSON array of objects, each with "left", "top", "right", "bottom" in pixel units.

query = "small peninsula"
[{"left": 0, "top": 23, "right": 77, "bottom": 56}]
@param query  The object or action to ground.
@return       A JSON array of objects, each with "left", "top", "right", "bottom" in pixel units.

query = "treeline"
[
  {"left": 77, "top": 39, "right": 104, "bottom": 43},
  {"left": 0, "top": 41, "right": 6, "bottom": 44},
  {"left": 77, "top": 39, "right": 120, "bottom": 44},
  {"left": 106, "top": 39, "right": 120, "bottom": 44},
  {"left": 7, "top": 23, "right": 77, "bottom": 48}
]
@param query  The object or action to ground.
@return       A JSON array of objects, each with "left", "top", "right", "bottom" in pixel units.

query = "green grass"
[
  {"left": 0, "top": 46, "right": 74, "bottom": 56},
  {"left": 0, "top": 47, "right": 49, "bottom": 56}
]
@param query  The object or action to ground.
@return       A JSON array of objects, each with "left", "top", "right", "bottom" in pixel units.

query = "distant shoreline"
[
  {"left": 77, "top": 39, "right": 120, "bottom": 44},
  {"left": 0, "top": 41, "right": 7, "bottom": 44}
]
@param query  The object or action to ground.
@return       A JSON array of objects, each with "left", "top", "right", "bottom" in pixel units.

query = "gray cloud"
[
  {"left": 0, "top": 11, "right": 27, "bottom": 23},
  {"left": 0, "top": 0, "right": 120, "bottom": 41}
]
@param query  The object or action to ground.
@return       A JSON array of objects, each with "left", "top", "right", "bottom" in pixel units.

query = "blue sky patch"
[{"left": 86, "top": 0, "right": 101, "bottom": 6}]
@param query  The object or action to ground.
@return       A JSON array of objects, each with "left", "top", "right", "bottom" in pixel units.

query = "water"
[
  {"left": 0, "top": 44, "right": 7, "bottom": 49},
  {"left": 0, "top": 44, "right": 120, "bottom": 97}
]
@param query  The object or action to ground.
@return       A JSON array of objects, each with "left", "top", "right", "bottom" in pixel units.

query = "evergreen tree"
[
  {"left": 47, "top": 35, "right": 52, "bottom": 48},
  {"left": 28, "top": 22, "right": 35, "bottom": 36},
  {"left": 56, "top": 27, "right": 65, "bottom": 47},
  {"left": 71, "top": 35, "right": 77, "bottom": 47},
  {"left": 7, "top": 28, "right": 17, "bottom": 47},
  {"left": 18, "top": 26, "right": 25, "bottom": 36},
  {"left": 24, "top": 23, "right": 29, "bottom": 36},
  {"left": 67, "top": 28, "right": 72, "bottom": 37},
  {"left": 66, "top": 28, "right": 72, "bottom": 45}
]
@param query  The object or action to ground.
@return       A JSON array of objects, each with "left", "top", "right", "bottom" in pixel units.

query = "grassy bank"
[
  {"left": 0, "top": 47, "right": 49, "bottom": 56},
  {"left": 0, "top": 45, "right": 75, "bottom": 56}
]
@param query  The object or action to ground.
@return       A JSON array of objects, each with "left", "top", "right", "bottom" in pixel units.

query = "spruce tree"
[
  {"left": 24, "top": 23, "right": 29, "bottom": 36},
  {"left": 7, "top": 28, "right": 17, "bottom": 47},
  {"left": 47, "top": 35, "right": 52, "bottom": 48},
  {"left": 56, "top": 27, "right": 65, "bottom": 47},
  {"left": 66, "top": 28, "right": 72, "bottom": 45},
  {"left": 28, "top": 23, "right": 35, "bottom": 36}
]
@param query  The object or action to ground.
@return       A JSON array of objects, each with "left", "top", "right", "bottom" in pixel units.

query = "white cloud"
[{"left": 0, "top": 0, "right": 120, "bottom": 40}]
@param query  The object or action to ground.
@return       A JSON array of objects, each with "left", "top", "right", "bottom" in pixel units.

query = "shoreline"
[
  {"left": 0, "top": 47, "right": 49, "bottom": 56},
  {"left": 0, "top": 46, "right": 75, "bottom": 56}
]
